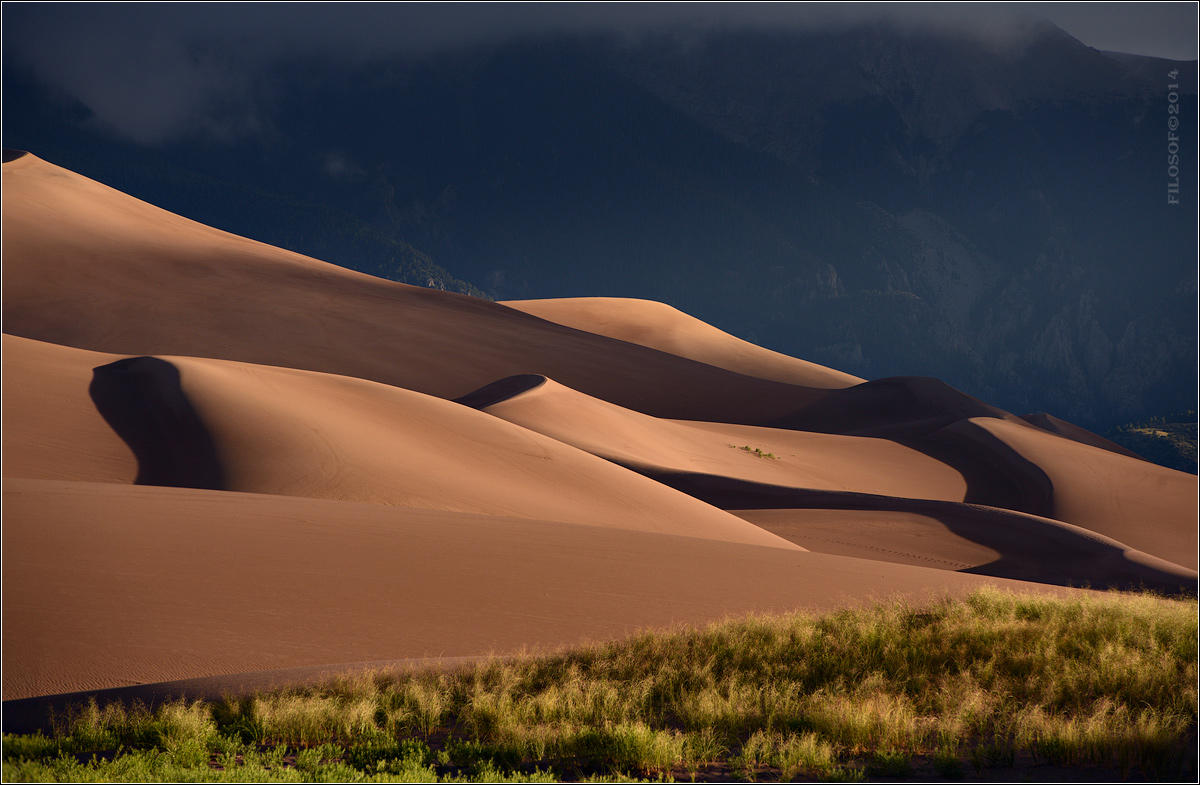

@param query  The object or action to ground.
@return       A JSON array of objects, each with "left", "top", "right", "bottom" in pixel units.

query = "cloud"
[
  {"left": 4, "top": 3, "right": 1194, "bottom": 145},
  {"left": 1036, "top": 1, "right": 1199, "bottom": 60},
  {"left": 4, "top": 5, "right": 267, "bottom": 143}
]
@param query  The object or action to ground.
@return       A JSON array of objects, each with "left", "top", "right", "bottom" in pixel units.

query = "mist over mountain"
[{"left": 4, "top": 19, "right": 1195, "bottom": 430}]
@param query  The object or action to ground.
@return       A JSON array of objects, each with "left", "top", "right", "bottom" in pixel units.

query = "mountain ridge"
[{"left": 4, "top": 22, "right": 1194, "bottom": 431}]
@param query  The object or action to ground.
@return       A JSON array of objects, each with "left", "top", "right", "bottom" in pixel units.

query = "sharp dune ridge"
[
  {"left": 500, "top": 296, "right": 866, "bottom": 389},
  {"left": 2, "top": 152, "right": 1196, "bottom": 708},
  {"left": 465, "top": 373, "right": 970, "bottom": 501}
]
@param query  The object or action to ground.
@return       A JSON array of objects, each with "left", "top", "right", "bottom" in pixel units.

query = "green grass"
[
  {"left": 3, "top": 588, "right": 1196, "bottom": 782},
  {"left": 731, "top": 444, "right": 780, "bottom": 459}
]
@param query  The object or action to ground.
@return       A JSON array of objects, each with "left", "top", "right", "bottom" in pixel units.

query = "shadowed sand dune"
[
  {"left": 731, "top": 505, "right": 1196, "bottom": 593},
  {"left": 462, "top": 374, "right": 967, "bottom": 501},
  {"left": 967, "top": 417, "right": 1199, "bottom": 569},
  {"left": 4, "top": 479, "right": 1084, "bottom": 702},
  {"left": 500, "top": 296, "right": 865, "bottom": 388},
  {"left": 3, "top": 153, "right": 1197, "bottom": 709}
]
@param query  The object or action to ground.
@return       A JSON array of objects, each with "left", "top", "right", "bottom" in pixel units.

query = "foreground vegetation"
[{"left": 4, "top": 588, "right": 1196, "bottom": 782}]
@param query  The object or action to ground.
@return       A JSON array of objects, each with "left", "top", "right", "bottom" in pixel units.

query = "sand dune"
[
  {"left": 965, "top": 417, "right": 1198, "bottom": 569},
  {"left": 1019, "top": 412, "right": 1143, "bottom": 460},
  {"left": 465, "top": 374, "right": 966, "bottom": 501},
  {"left": 2, "top": 335, "right": 136, "bottom": 483},
  {"left": 501, "top": 297, "right": 864, "bottom": 388},
  {"left": 734, "top": 505, "right": 1195, "bottom": 592},
  {"left": 3, "top": 152, "right": 1196, "bottom": 708},
  {"left": 6, "top": 335, "right": 790, "bottom": 547},
  {"left": 1, "top": 154, "right": 827, "bottom": 426},
  {"left": 463, "top": 374, "right": 1196, "bottom": 588},
  {"left": 4, "top": 479, "right": 1084, "bottom": 701}
]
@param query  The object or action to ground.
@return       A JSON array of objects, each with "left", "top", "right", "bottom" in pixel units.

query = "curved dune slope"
[
  {"left": 2, "top": 335, "right": 136, "bottom": 483},
  {"left": 4, "top": 479, "right": 1083, "bottom": 700},
  {"left": 4, "top": 153, "right": 1198, "bottom": 705},
  {"left": 733, "top": 506, "right": 1195, "bottom": 593},
  {"left": 501, "top": 297, "right": 864, "bottom": 388},
  {"left": 1019, "top": 412, "right": 1143, "bottom": 460},
  {"left": 966, "top": 418, "right": 1198, "bottom": 570},
  {"left": 6, "top": 335, "right": 790, "bottom": 548},
  {"left": 1, "top": 154, "right": 822, "bottom": 426},
  {"left": 458, "top": 374, "right": 1195, "bottom": 591},
  {"left": 466, "top": 374, "right": 967, "bottom": 501}
]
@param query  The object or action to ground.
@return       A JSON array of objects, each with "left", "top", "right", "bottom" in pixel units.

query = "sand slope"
[
  {"left": 501, "top": 297, "right": 864, "bottom": 388},
  {"left": 3, "top": 152, "right": 1196, "bottom": 707},
  {"left": 4, "top": 479, "right": 1084, "bottom": 701},
  {"left": 734, "top": 506, "right": 1195, "bottom": 592},
  {"left": 1, "top": 154, "right": 826, "bottom": 426},
  {"left": 6, "top": 335, "right": 790, "bottom": 547},
  {"left": 966, "top": 417, "right": 1199, "bottom": 569},
  {"left": 466, "top": 374, "right": 966, "bottom": 501},
  {"left": 2, "top": 335, "right": 136, "bottom": 483}
]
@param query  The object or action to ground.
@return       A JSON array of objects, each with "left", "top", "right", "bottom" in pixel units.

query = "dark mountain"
[
  {"left": 1105, "top": 411, "right": 1199, "bottom": 475},
  {"left": 3, "top": 22, "right": 1195, "bottom": 431}
]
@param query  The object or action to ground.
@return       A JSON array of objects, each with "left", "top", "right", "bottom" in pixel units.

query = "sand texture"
[
  {"left": 4, "top": 153, "right": 1196, "bottom": 704},
  {"left": 500, "top": 296, "right": 866, "bottom": 388}
]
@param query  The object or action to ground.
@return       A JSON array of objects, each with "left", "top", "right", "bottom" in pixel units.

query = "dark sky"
[{"left": 4, "top": 2, "right": 1197, "bottom": 144}]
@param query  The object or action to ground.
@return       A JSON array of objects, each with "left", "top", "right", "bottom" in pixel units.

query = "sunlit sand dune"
[
  {"left": 966, "top": 417, "right": 1199, "bottom": 569},
  {"left": 501, "top": 296, "right": 865, "bottom": 388},
  {"left": 3, "top": 152, "right": 1196, "bottom": 711},
  {"left": 4, "top": 335, "right": 790, "bottom": 546},
  {"left": 459, "top": 373, "right": 1194, "bottom": 590},
  {"left": 4, "top": 479, "right": 1084, "bottom": 701},
  {"left": 1, "top": 154, "right": 825, "bottom": 426},
  {"left": 464, "top": 374, "right": 966, "bottom": 501},
  {"left": 133, "top": 354, "right": 798, "bottom": 546},
  {"left": 2, "top": 335, "right": 136, "bottom": 483}
]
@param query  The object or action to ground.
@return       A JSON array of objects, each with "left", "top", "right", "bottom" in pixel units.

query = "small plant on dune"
[{"left": 730, "top": 444, "right": 780, "bottom": 459}]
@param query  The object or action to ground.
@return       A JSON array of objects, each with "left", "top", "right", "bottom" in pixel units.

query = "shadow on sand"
[{"left": 89, "top": 357, "right": 225, "bottom": 490}]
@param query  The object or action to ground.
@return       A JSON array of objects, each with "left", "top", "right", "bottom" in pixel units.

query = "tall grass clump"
[{"left": 3, "top": 587, "right": 1195, "bottom": 782}]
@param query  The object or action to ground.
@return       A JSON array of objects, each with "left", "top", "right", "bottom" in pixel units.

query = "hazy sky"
[{"left": 4, "top": 2, "right": 1197, "bottom": 144}]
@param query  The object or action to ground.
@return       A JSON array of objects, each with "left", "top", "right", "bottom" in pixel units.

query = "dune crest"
[
  {"left": 1, "top": 153, "right": 827, "bottom": 425},
  {"left": 967, "top": 417, "right": 1198, "bottom": 569},
  {"left": 466, "top": 374, "right": 967, "bottom": 501},
  {"left": 501, "top": 296, "right": 865, "bottom": 388}
]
